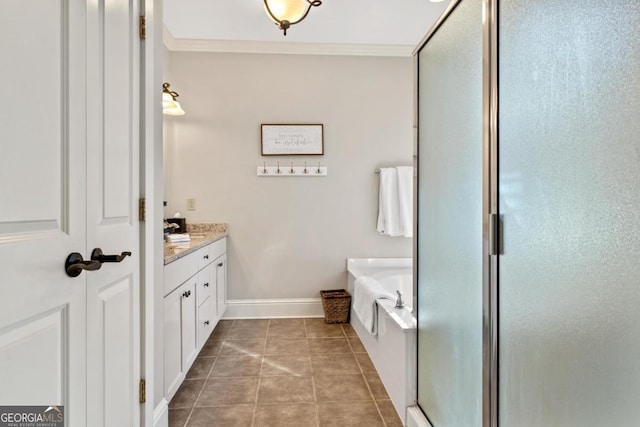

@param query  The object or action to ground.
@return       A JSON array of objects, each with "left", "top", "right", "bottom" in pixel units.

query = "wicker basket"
[{"left": 320, "top": 289, "right": 351, "bottom": 324}]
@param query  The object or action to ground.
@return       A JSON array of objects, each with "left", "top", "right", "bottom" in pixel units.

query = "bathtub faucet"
[{"left": 395, "top": 290, "right": 405, "bottom": 309}]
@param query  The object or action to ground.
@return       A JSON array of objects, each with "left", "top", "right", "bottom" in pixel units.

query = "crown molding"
[{"left": 163, "top": 25, "right": 413, "bottom": 57}]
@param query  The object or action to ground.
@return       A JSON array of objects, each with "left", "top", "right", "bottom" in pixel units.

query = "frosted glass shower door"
[
  {"left": 416, "top": 0, "right": 483, "bottom": 425},
  {"left": 498, "top": 1, "right": 640, "bottom": 425}
]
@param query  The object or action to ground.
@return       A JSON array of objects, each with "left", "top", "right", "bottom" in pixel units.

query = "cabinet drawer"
[
  {"left": 196, "top": 266, "right": 213, "bottom": 307},
  {"left": 164, "top": 247, "right": 206, "bottom": 296},
  {"left": 197, "top": 245, "right": 213, "bottom": 271},
  {"left": 209, "top": 238, "right": 226, "bottom": 262},
  {"left": 197, "top": 298, "right": 213, "bottom": 348},
  {"left": 196, "top": 238, "right": 226, "bottom": 271}
]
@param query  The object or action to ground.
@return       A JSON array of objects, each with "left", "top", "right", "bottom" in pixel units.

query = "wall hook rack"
[{"left": 257, "top": 163, "right": 327, "bottom": 177}]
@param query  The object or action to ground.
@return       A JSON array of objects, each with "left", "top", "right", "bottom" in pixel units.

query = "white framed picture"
[{"left": 261, "top": 124, "right": 324, "bottom": 156}]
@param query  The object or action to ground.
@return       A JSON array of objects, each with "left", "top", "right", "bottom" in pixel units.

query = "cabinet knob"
[
  {"left": 182, "top": 290, "right": 191, "bottom": 298},
  {"left": 217, "top": 262, "right": 224, "bottom": 267},
  {"left": 204, "top": 320, "right": 210, "bottom": 325},
  {"left": 204, "top": 282, "right": 209, "bottom": 287},
  {"left": 204, "top": 255, "right": 209, "bottom": 260}
]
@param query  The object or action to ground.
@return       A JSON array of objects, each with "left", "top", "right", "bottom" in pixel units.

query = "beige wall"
[{"left": 165, "top": 51, "right": 413, "bottom": 301}]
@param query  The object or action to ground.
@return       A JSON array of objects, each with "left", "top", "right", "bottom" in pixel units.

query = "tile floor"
[{"left": 168, "top": 318, "right": 404, "bottom": 427}]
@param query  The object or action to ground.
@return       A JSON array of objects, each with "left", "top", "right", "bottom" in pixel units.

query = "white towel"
[
  {"left": 166, "top": 233, "right": 191, "bottom": 243},
  {"left": 396, "top": 166, "right": 414, "bottom": 238},
  {"left": 353, "top": 276, "right": 396, "bottom": 335},
  {"left": 376, "top": 168, "right": 403, "bottom": 236}
]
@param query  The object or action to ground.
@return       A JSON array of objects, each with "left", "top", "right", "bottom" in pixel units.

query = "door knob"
[
  {"left": 65, "top": 253, "right": 102, "bottom": 277},
  {"left": 91, "top": 248, "right": 132, "bottom": 263}
]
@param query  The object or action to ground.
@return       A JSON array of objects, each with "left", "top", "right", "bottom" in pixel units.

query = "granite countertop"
[{"left": 164, "top": 223, "right": 228, "bottom": 265}]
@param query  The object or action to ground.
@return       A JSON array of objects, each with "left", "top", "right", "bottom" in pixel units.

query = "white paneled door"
[{"left": 0, "top": 0, "right": 140, "bottom": 425}]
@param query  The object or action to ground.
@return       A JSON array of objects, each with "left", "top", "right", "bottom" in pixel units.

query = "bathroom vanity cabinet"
[{"left": 163, "top": 237, "right": 227, "bottom": 400}]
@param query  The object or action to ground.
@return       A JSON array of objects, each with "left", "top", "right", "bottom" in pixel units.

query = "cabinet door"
[
  {"left": 164, "top": 286, "right": 183, "bottom": 400},
  {"left": 196, "top": 265, "right": 212, "bottom": 307},
  {"left": 181, "top": 277, "right": 198, "bottom": 373},
  {"left": 197, "top": 298, "right": 213, "bottom": 348},
  {"left": 215, "top": 254, "right": 227, "bottom": 319}
]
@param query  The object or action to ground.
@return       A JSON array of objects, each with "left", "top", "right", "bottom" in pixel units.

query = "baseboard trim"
[
  {"left": 153, "top": 399, "right": 168, "bottom": 427},
  {"left": 406, "top": 406, "right": 432, "bottom": 427},
  {"left": 223, "top": 298, "right": 324, "bottom": 319}
]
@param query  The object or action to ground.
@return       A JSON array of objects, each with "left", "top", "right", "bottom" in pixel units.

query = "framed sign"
[{"left": 261, "top": 124, "right": 324, "bottom": 156}]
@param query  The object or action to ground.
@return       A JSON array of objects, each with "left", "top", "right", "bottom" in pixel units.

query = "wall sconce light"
[
  {"left": 162, "top": 82, "right": 185, "bottom": 116},
  {"left": 263, "top": 0, "right": 322, "bottom": 36}
]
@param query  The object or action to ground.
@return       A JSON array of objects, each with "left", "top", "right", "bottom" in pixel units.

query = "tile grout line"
[
  {"left": 308, "top": 322, "right": 321, "bottom": 427},
  {"left": 180, "top": 404, "right": 195, "bottom": 427},
  {"left": 311, "top": 371, "right": 320, "bottom": 427},
  {"left": 179, "top": 320, "right": 232, "bottom": 426},
  {"left": 344, "top": 325, "right": 356, "bottom": 353},
  {"left": 182, "top": 368, "right": 212, "bottom": 427},
  {"left": 251, "top": 374, "right": 262, "bottom": 427},
  {"left": 306, "top": 318, "right": 325, "bottom": 427},
  {"left": 173, "top": 323, "right": 221, "bottom": 427},
  {"left": 250, "top": 318, "right": 271, "bottom": 427},
  {"left": 351, "top": 331, "right": 389, "bottom": 427},
  {"left": 373, "top": 399, "right": 390, "bottom": 427}
]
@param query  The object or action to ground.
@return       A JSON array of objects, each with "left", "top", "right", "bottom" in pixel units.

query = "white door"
[
  {"left": 0, "top": 0, "right": 140, "bottom": 425},
  {"left": 85, "top": 0, "right": 140, "bottom": 424}
]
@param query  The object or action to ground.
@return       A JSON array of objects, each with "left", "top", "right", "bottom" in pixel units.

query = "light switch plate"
[{"left": 186, "top": 198, "right": 196, "bottom": 211}]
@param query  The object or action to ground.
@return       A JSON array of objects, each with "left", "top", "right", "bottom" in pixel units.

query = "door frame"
[{"left": 140, "top": 0, "right": 164, "bottom": 426}]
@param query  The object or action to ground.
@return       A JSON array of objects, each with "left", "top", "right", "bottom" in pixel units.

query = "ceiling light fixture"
[
  {"left": 162, "top": 82, "right": 185, "bottom": 116},
  {"left": 263, "top": 0, "right": 322, "bottom": 36}
]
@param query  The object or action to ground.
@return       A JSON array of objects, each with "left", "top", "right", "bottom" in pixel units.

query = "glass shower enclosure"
[
  {"left": 415, "top": 0, "right": 483, "bottom": 426},
  {"left": 415, "top": 0, "right": 640, "bottom": 426}
]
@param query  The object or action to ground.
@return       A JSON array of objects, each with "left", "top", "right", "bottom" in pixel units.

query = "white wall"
[{"left": 165, "top": 51, "right": 413, "bottom": 302}]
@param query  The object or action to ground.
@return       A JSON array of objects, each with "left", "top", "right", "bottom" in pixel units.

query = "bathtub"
[{"left": 347, "top": 258, "right": 416, "bottom": 425}]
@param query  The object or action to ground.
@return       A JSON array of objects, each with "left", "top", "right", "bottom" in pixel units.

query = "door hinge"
[
  {"left": 139, "top": 15, "right": 146, "bottom": 40},
  {"left": 139, "top": 379, "right": 146, "bottom": 404},
  {"left": 138, "top": 198, "right": 146, "bottom": 222},
  {"left": 489, "top": 213, "right": 501, "bottom": 256}
]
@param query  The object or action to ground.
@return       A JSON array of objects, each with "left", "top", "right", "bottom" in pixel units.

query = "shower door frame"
[
  {"left": 482, "top": 0, "right": 499, "bottom": 426},
  {"left": 412, "top": 0, "right": 499, "bottom": 425}
]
